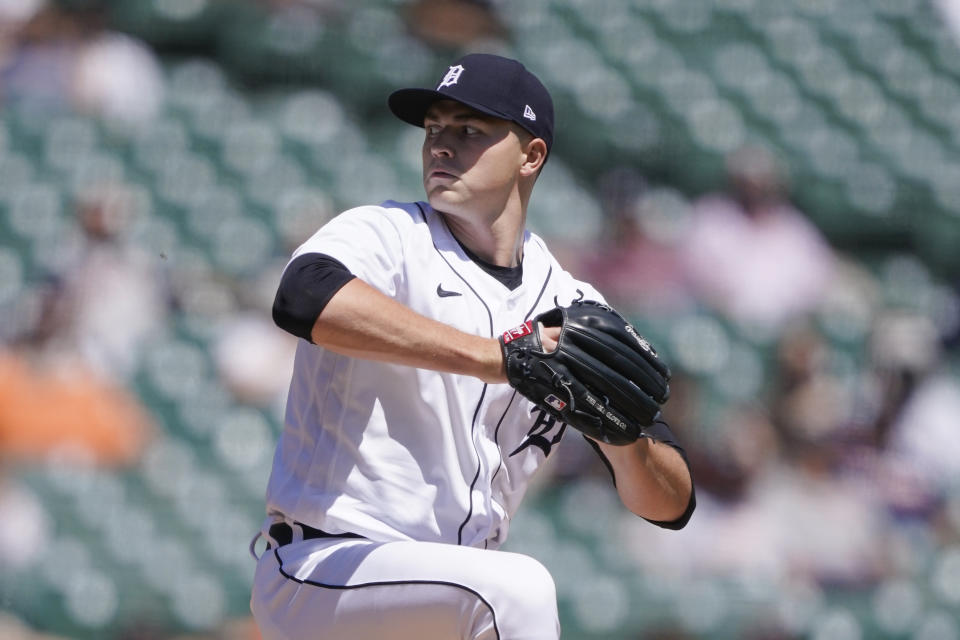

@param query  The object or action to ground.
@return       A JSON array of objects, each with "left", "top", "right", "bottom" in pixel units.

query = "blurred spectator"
[
  {"left": 401, "top": 0, "right": 506, "bottom": 52},
  {"left": 0, "top": 0, "right": 46, "bottom": 51},
  {"left": 72, "top": 28, "right": 165, "bottom": 130},
  {"left": 576, "top": 168, "right": 694, "bottom": 319},
  {"left": 0, "top": 3, "right": 164, "bottom": 130},
  {"left": 0, "top": 346, "right": 151, "bottom": 583},
  {"left": 39, "top": 184, "right": 170, "bottom": 384},
  {"left": 682, "top": 401, "right": 780, "bottom": 505},
  {"left": 936, "top": 0, "right": 960, "bottom": 43},
  {"left": 0, "top": 0, "right": 44, "bottom": 24},
  {"left": 213, "top": 312, "right": 298, "bottom": 407},
  {"left": 769, "top": 323, "right": 852, "bottom": 462},
  {"left": 212, "top": 263, "right": 298, "bottom": 408},
  {"left": 622, "top": 317, "right": 890, "bottom": 594},
  {"left": 681, "top": 146, "right": 835, "bottom": 337},
  {"left": 0, "top": 2, "right": 79, "bottom": 111},
  {"left": 622, "top": 397, "right": 886, "bottom": 593},
  {"left": 0, "top": 349, "right": 152, "bottom": 466},
  {"left": 0, "top": 462, "right": 50, "bottom": 574},
  {"left": 869, "top": 312, "right": 960, "bottom": 501}
]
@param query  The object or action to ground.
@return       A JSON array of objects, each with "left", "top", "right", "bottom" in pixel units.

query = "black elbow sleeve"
[{"left": 272, "top": 253, "right": 356, "bottom": 342}]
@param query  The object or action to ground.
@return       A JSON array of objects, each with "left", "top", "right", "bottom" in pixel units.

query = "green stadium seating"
[{"left": 3, "top": 1, "right": 959, "bottom": 637}]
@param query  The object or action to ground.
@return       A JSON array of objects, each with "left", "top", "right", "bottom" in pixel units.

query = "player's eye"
[
  {"left": 425, "top": 124, "right": 441, "bottom": 136},
  {"left": 463, "top": 125, "right": 481, "bottom": 136}
]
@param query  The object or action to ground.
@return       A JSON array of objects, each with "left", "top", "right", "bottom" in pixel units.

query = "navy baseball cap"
[{"left": 388, "top": 53, "right": 555, "bottom": 152}]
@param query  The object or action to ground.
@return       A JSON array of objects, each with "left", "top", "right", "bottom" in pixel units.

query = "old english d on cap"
[{"left": 388, "top": 53, "right": 555, "bottom": 152}]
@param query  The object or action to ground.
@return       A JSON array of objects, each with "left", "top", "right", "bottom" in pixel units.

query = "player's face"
[{"left": 422, "top": 100, "right": 528, "bottom": 216}]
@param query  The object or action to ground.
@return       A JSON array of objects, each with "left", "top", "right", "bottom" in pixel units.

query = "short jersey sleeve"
[
  {"left": 552, "top": 255, "right": 607, "bottom": 307},
  {"left": 291, "top": 205, "right": 406, "bottom": 297},
  {"left": 564, "top": 275, "right": 606, "bottom": 306}
]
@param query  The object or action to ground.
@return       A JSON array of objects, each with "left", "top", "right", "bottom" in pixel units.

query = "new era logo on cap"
[{"left": 388, "top": 53, "right": 555, "bottom": 152}]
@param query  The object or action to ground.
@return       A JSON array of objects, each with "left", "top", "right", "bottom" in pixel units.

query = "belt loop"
[
  {"left": 248, "top": 531, "right": 263, "bottom": 560},
  {"left": 291, "top": 521, "right": 305, "bottom": 545},
  {"left": 261, "top": 518, "right": 286, "bottom": 552}
]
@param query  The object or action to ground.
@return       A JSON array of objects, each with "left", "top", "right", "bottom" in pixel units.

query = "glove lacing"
[{"left": 533, "top": 360, "right": 605, "bottom": 431}]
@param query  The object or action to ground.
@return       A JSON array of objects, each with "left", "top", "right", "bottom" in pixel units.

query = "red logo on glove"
[{"left": 501, "top": 321, "right": 533, "bottom": 344}]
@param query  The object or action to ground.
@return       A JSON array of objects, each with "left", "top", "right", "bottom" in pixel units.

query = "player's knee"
[{"left": 499, "top": 554, "right": 559, "bottom": 628}]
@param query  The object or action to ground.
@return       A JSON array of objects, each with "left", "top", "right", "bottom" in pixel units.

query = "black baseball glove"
[{"left": 499, "top": 299, "right": 670, "bottom": 445}]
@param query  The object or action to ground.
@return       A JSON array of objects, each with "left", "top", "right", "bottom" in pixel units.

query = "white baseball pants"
[{"left": 250, "top": 531, "right": 560, "bottom": 640}]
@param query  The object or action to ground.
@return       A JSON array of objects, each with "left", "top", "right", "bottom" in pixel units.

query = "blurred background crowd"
[{"left": 1, "top": 0, "right": 959, "bottom": 638}]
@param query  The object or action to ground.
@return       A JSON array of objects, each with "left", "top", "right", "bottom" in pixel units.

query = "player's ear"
[{"left": 520, "top": 137, "right": 547, "bottom": 178}]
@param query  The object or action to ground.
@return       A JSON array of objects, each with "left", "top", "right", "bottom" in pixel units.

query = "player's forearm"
[
  {"left": 596, "top": 437, "right": 692, "bottom": 522},
  {"left": 311, "top": 278, "right": 506, "bottom": 383}
]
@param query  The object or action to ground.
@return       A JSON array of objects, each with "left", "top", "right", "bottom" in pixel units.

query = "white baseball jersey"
[{"left": 263, "top": 200, "right": 604, "bottom": 549}]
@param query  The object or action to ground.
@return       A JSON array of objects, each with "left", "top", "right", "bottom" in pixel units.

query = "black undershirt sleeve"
[
  {"left": 584, "top": 419, "right": 696, "bottom": 530},
  {"left": 272, "top": 253, "right": 356, "bottom": 342}
]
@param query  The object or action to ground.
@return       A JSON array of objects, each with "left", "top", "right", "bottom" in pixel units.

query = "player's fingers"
[{"left": 538, "top": 323, "right": 560, "bottom": 352}]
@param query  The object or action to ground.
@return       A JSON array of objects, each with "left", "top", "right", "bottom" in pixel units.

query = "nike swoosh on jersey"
[{"left": 436, "top": 283, "right": 462, "bottom": 298}]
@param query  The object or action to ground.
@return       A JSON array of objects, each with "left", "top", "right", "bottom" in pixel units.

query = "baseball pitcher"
[{"left": 250, "top": 53, "right": 695, "bottom": 640}]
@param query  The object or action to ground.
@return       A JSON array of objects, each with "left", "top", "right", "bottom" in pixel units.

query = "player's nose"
[{"left": 426, "top": 130, "right": 455, "bottom": 158}]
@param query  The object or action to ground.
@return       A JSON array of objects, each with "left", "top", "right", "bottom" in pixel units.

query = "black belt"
[{"left": 268, "top": 522, "right": 365, "bottom": 548}]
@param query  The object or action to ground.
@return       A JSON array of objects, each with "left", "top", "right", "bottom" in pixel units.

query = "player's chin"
[{"left": 426, "top": 186, "right": 468, "bottom": 212}]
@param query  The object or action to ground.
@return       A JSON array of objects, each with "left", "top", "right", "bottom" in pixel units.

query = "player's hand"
[
  {"left": 538, "top": 323, "right": 560, "bottom": 352},
  {"left": 499, "top": 300, "right": 671, "bottom": 445},
  {"left": 493, "top": 324, "right": 557, "bottom": 384}
]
